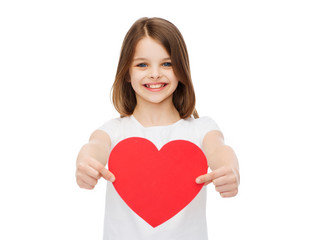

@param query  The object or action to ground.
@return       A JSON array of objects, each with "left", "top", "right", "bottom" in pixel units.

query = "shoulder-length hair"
[{"left": 111, "top": 17, "right": 199, "bottom": 119}]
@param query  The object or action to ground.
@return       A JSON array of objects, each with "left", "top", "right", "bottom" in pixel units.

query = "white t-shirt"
[{"left": 98, "top": 115, "right": 220, "bottom": 240}]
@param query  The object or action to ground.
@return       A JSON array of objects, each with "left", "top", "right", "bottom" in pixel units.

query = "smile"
[{"left": 144, "top": 83, "right": 167, "bottom": 89}]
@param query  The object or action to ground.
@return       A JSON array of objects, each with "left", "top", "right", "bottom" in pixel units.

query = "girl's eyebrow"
[
  {"left": 133, "top": 57, "right": 171, "bottom": 61},
  {"left": 133, "top": 58, "right": 147, "bottom": 61}
]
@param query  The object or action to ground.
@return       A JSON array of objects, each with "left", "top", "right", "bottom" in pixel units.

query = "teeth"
[{"left": 145, "top": 84, "right": 166, "bottom": 89}]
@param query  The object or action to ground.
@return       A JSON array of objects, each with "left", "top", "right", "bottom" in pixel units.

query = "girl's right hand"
[{"left": 76, "top": 156, "right": 115, "bottom": 190}]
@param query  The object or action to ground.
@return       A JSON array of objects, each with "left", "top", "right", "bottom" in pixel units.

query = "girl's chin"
[{"left": 135, "top": 94, "right": 173, "bottom": 105}]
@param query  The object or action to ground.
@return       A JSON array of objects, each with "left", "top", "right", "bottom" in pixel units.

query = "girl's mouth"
[{"left": 144, "top": 83, "right": 167, "bottom": 89}]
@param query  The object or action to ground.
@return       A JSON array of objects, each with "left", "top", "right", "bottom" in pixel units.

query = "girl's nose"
[{"left": 149, "top": 67, "right": 161, "bottom": 80}]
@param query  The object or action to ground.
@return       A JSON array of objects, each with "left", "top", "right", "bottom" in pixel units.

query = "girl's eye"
[
  {"left": 163, "top": 62, "right": 172, "bottom": 67},
  {"left": 137, "top": 63, "right": 148, "bottom": 68}
]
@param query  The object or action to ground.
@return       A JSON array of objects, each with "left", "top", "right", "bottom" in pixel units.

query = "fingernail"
[
  {"left": 196, "top": 178, "right": 201, "bottom": 184},
  {"left": 110, "top": 176, "right": 115, "bottom": 182}
]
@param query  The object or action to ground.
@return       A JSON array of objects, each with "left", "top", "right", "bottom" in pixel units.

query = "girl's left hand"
[{"left": 196, "top": 166, "right": 240, "bottom": 198}]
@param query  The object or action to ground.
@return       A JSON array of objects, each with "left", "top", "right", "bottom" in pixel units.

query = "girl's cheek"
[{"left": 135, "top": 71, "right": 147, "bottom": 79}]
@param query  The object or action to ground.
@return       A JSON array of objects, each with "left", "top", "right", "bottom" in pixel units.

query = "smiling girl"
[{"left": 76, "top": 17, "right": 239, "bottom": 240}]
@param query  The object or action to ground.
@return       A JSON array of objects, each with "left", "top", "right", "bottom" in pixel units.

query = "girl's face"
[{"left": 129, "top": 37, "right": 179, "bottom": 106}]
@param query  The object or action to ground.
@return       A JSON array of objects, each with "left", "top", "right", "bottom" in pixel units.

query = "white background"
[{"left": 1, "top": 0, "right": 322, "bottom": 239}]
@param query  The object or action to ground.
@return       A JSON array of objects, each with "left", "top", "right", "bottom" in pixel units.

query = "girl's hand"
[
  {"left": 76, "top": 156, "right": 115, "bottom": 190},
  {"left": 196, "top": 166, "right": 239, "bottom": 198}
]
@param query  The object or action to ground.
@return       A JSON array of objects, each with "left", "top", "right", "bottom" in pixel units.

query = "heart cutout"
[{"left": 108, "top": 137, "right": 208, "bottom": 227}]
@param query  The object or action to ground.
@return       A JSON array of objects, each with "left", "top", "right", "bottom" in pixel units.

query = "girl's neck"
[{"left": 132, "top": 101, "right": 181, "bottom": 127}]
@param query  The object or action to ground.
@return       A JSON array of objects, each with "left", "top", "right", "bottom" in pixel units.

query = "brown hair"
[{"left": 112, "top": 17, "right": 199, "bottom": 119}]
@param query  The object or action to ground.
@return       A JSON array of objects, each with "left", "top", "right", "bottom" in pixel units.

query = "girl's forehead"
[{"left": 133, "top": 37, "right": 170, "bottom": 59}]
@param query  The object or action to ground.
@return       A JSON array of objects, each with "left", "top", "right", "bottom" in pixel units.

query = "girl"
[{"left": 76, "top": 17, "right": 239, "bottom": 240}]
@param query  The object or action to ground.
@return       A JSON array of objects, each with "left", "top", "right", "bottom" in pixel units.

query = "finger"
[
  {"left": 215, "top": 183, "right": 237, "bottom": 193},
  {"left": 77, "top": 161, "right": 101, "bottom": 180},
  {"left": 212, "top": 176, "right": 228, "bottom": 186},
  {"left": 87, "top": 159, "right": 115, "bottom": 182},
  {"left": 213, "top": 174, "right": 236, "bottom": 186},
  {"left": 220, "top": 189, "right": 238, "bottom": 198},
  {"left": 203, "top": 180, "right": 213, "bottom": 186},
  {"left": 78, "top": 173, "right": 98, "bottom": 188},
  {"left": 86, "top": 166, "right": 101, "bottom": 180},
  {"left": 88, "top": 158, "right": 105, "bottom": 172},
  {"left": 196, "top": 172, "right": 215, "bottom": 184},
  {"left": 100, "top": 167, "right": 115, "bottom": 182},
  {"left": 196, "top": 167, "right": 226, "bottom": 184},
  {"left": 213, "top": 166, "right": 231, "bottom": 177},
  {"left": 77, "top": 178, "right": 95, "bottom": 190}
]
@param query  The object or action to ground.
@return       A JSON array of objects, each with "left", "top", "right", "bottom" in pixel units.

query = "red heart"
[{"left": 108, "top": 137, "right": 208, "bottom": 228}]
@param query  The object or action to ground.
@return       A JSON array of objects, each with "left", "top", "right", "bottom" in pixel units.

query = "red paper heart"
[{"left": 108, "top": 137, "right": 208, "bottom": 228}]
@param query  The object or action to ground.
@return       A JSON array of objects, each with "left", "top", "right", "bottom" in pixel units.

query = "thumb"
[
  {"left": 196, "top": 172, "right": 215, "bottom": 185},
  {"left": 98, "top": 166, "right": 115, "bottom": 182}
]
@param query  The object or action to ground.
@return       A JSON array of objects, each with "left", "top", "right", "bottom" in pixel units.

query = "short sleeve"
[
  {"left": 196, "top": 117, "right": 221, "bottom": 146},
  {"left": 97, "top": 118, "right": 122, "bottom": 147}
]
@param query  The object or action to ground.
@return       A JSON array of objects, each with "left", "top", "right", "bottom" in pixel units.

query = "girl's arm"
[
  {"left": 76, "top": 130, "right": 115, "bottom": 190},
  {"left": 196, "top": 130, "right": 240, "bottom": 198}
]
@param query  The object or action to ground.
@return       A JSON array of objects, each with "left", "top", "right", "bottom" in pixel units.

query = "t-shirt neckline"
[{"left": 130, "top": 115, "right": 184, "bottom": 129}]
